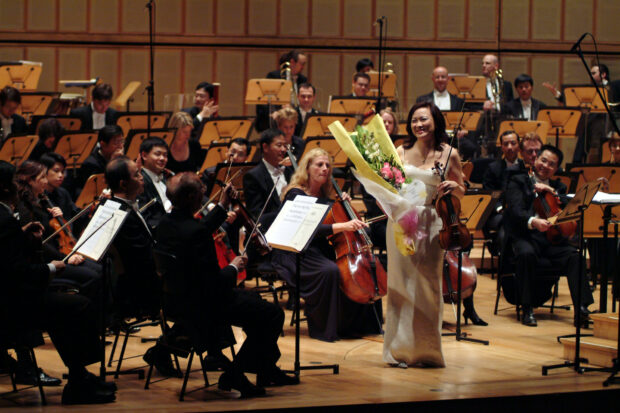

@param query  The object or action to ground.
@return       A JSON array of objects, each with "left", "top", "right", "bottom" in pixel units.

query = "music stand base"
[
  {"left": 542, "top": 359, "right": 587, "bottom": 375},
  {"left": 442, "top": 332, "right": 489, "bottom": 345}
]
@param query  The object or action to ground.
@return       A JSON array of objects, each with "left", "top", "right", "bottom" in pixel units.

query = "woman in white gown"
[{"left": 383, "top": 101, "right": 465, "bottom": 368}]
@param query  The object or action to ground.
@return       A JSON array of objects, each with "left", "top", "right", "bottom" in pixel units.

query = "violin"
[
  {"left": 39, "top": 194, "right": 77, "bottom": 256},
  {"left": 434, "top": 161, "right": 471, "bottom": 251},
  {"left": 442, "top": 250, "right": 477, "bottom": 304},
  {"left": 528, "top": 169, "right": 577, "bottom": 244},
  {"left": 230, "top": 198, "right": 272, "bottom": 256}
]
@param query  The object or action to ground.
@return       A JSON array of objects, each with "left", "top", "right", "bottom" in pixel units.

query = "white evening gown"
[{"left": 382, "top": 164, "right": 445, "bottom": 367}]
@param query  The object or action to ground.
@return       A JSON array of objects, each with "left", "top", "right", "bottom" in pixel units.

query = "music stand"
[
  {"left": 115, "top": 112, "right": 171, "bottom": 138},
  {"left": 327, "top": 96, "right": 375, "bottom": 115},
  {"left": 496, "top": 120, "right": 550, "bottom": 146},
  {"left": 0, "top": 135, "right": 38, "bottom": 165},
  {"left": 366, "top": 71, "right": 397, "bottom": 99},
  {"left": 300, "top": 114, "right": 357, "bottom": 141},
  {"left": 75, "top": 174, "right": 106, "bottom": 208},
  {"left": 30, "top": 115, "right": 82, "bottom": 134},
  {"left": 567, "top": 164, "right": 620, "bottom": 194},
  {"left": 442, "top": 111, "right": 481, "bottom": 133},
  {"left": 114, "top": 81, "right": 141, "bottom": 112},
  {"left": 446, "top": 75, "right": 487, "bottom": 102},
  {"left": 537, "top": 107, "right": 582, "bottom": 148},
  {"left": 54, "top": 131, "right": 98, "bottom": 171},
  {"left": 564, "top": 85, "right": 610, "bottom": 113},
  {"left": 0, "top": 60, "right": 42, "bottom": 91},
  {"left": 207, "top": 162, "right": 257, "bottom": 202},
  {"left": 197, "top": 117, "right": 254, "bottom": 148},
  {"left": 199, "top": 142, "right": 230, "bottom": 174},
  {"left": 460, "top": 189, "right": 499, "bottom": 238},
  {"left": 124, "top": 128, "right": 174, "bottom": 161},
  {"left": 542, "top": 180, "right": 602, "bottom": 375},
  {"left": 18, "top": 92, "right": 59, "bottom": 119},
  {"left": 301, "top": 137, "right": 349, "bottom": 168}
]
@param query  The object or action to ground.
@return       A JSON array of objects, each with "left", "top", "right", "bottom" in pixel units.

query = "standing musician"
[
  {"left": 505, "top": 145, "right": 594, "bottom": 327},
  {"left": 137, "top": 137, "right": 172, "bottom": 231},
  {"left": 156, "top": 173, "right": 298, "bottom": 398},
  {"left": 0, "top": 160, "right": 116, "bottom": 405},
  {"left": 271, "top": 148, "right": 382, "bottom": 342}
]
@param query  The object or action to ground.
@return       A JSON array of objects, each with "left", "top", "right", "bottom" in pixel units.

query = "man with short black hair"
[
  {"left": 506, "top": 74, "right": 547, "bottom": 121},
  {"left": 351, "top": 72, "right": 371, "bottom": 97},
  {"left": 355, "top": 58, "right": 374, "bottom": 73},
  {"left": 70, "top": 83, "right": 118, "bottom": 131},
  {"left": 182, "top": 82, "right": 219, "bottom": 135},
  {"left": 0, "top": 86, "right": 27, "bottom": 141}
]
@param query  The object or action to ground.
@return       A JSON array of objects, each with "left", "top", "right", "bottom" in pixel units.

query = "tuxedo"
[
  {"left": 504, "top": 174, "right": 593, "bottom": 309},
  {"left": 155, "top": 206, "right": 284, "bottom": 373},
  {"left": 294, "top": 107, "right": 319, "bottom": 137},
  {"left": 69, "top": 105, "right": 118, "bottom": 131},
  {"left": 137, "top": 169, "right": 169, "bottom": 231},
  {"left": 242, "top": 160, "right": 292, "bottom": 224},
  {"left": 1, "top": 113, "right": 27, "bottom": 140},
  {"left": 505, "top": 97, "right": 547, "bottom": 121},
  {"left": 416, "top": 91, "right": 465, "bottom": 111},
  {"left": 466, "top": 79, "right": 514, "bottom": 111}
]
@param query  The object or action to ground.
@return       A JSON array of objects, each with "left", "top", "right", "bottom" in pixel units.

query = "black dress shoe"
[
  {"left": 521, "top": 307, "right": 537, "bottom": 327},
  {"left": 202, "top": 352, "right": 231, "bottom": 371},
  {"left": 143, "top": 346, "right": 181, "bottom": 378},
  {"left": 218, "top": 371, "right": 266, "bottom": 398},
  {"left": 15, "top": 366, "right": 62, "bottom": 386},
  {"left": 574, "top": 307, "right": 592, "bottom": 328},
  {"left": 257, "top": 366, "right": 299, "bottom": 387},
  {"left": 463, "top": 309, "right": 488, "bottom": 326},
  {"left": 84, "top": 372, "right": 118, "bottom": 392},
  {"left": 62, "top": 379, "right": 116, "bottom": 405}
]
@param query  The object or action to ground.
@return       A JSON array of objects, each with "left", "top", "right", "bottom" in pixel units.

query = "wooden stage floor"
[{"left": 1, "top": 266, "right": 619, "bottom": 412}]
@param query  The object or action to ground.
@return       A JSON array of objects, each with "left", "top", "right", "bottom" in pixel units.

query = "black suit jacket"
[
  {"left": 294, "top": 107, "right": 319, "bottom": 137},
  {"left": 69, "top": 105, "right": 118, "bottom": 131},
  {"left": 505, "top": 98, "right": 547, "bottom": 120},
  {"left": 504, "top": 174, "right": 567, "bottom": 240},
  {"left": 466, "top": 79, "right": 514, "bottom": 111},
  {"left": 74, "top": 150, "right": 107, "bottom": 198},
  {"left": 2, "top": 113, "right": 28, "bottom": 139},
  {"left": 483, "top": 158, "right": 525, "bottom": 192},
  {"left": 243, "top": 161, "right": 292, "bottom": 224},
  {"left": 137, "top": 169, "right": 168, "bottom": 231},
  {"left": 416, "top": 91, "right": 465, "bottom": 111}
]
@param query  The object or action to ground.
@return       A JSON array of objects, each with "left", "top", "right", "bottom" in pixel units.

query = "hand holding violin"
[
  {"left": 219, "top": 183, "right": 238, "bottom": 209},
  {"left": 230, "top": 254, "right": 248, "bottom": 272},
  {"left": 22, "top": 221, "right": 45, "bottom": 238},
  {"left": 47, "top": 206, "right": 64, "bottom": 219},
  {"left": 437, "top": 180, "right": 463, "bottom": 198},
  {"left": 532, "top": 217, "right": 552, "bottom": 233},
  {"left": 533, "top": 182, "right": 555, "bottom": 195}
]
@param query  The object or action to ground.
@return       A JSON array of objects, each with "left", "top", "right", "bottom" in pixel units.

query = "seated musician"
[
  {"left": 505, "top": 145, "right": 594, "bottom": 327},
  {"left": 182, "top": 81, "right": 219, "bottom": 136},
  {"left": 355, "top": 58, "right": 374, "bottom": 73},
  {"left": 271, "top": 148, "right": 382, "bottom": 342},
  {"left": 136, "top": 137, "right": 172, "bottom": 231},
  {"left": 69, "top": 83, "right": 118, "bottom": 131},
  {"left": 29, "top": 118, "right": 64, "bottom": 161},
  {"left": 351, "top": 72, "right": 370, "bottom": 97},
  {"left": 509, "top": 131, "right": 543, "bottom": 173},
  {"left": 156, "top": 172, "right": 298, "bottom": 397},
  {"left": 14, "top": 160, "right": 102, "bottom": 303},
  {"left": 166, "top": 111, "right": 203, "bottom": 174},
  {"left": 273, "top": 106, "right": 305, "bottom": 163},
  {"left": 505, "top": 74, "right": 547, "bottom": 121},
  {"left": 294, "top": 82, "right": 319, "bottom": 137},
  {"left": 605, "top": 133, "right": 620, "bottom": 164},
  {"left": 74, "top": 125, "right": 125, "bottom": 199},
  {"left": 0, "top": 86, "right": 28, "bottom": 141},
  {"left": 0, "top": 160, "right": 116, "bottom": 405}
]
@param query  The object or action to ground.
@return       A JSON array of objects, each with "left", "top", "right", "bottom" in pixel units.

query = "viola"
[
  {"left": 322, "top": 179, "right": 388, "bottom": 304},
  {"left": 230, "top": 198, "right": 272, "bottom": 256},
  {"left": 213, "top": 228, "right": 246, "bottom": 283},
  {"left": 442, "top": 250, "right": 477, "bottom": 304},
  {"left": 528, "top": 169, "right": 577, "bottom": 244},
  {"left": 39, "top": 194, "right": 77, "bottom": 256},
  {"left": 434, "top": 161, "right": 471, "bottom": 251}
]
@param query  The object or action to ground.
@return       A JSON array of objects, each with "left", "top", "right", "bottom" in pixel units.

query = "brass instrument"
[
  {"left": 280, "top": 61, "right": 299, "bottom": 107},
  {"left": 490, "top": 69, "right": 504, "bottom": 110}
]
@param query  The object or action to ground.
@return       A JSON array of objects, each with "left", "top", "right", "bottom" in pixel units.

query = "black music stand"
[{"left": 542, "top": 180, "right": 602, "bottom": 375}]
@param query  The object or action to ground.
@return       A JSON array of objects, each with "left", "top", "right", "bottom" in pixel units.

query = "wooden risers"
[{"left": 562, "top": 313, "right": 618, "bottom": 368}]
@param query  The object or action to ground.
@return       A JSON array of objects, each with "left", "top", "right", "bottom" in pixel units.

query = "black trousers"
[{"left": 513, "top": 233, "right": 594, "bottom": 310}]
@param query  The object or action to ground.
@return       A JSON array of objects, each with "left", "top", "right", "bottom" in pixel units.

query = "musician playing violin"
[
  {"left": 271, "top": 148, "right": 382, "bottom": 342},
  {"left": 505, "top": 145, "right": 594, "bottom": 327}
]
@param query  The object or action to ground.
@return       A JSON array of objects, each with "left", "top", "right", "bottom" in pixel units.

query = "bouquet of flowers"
[{"left": 329, "top": 115, "right": 431, "bottom": 256}]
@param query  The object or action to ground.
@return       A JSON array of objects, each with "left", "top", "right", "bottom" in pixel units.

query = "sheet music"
[{"left": 74, "top": 200, "right": 128, "bottom": 262}]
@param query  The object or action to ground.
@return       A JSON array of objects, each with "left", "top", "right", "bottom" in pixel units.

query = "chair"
[{"left": 0, "top": 331, "right": 46, "bottom": 405}]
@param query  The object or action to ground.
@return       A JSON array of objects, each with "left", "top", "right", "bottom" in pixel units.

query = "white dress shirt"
[
  {"left": 520, "top": 99, "right": 532, "bottom": 120},
  {"left": 142, "top": 168, "right": 172, "bottom": 212},
  {"left": 262, "top": 159, "right": 287, "bottom": 197},
  {"left": 91, "top": 102, "right": 106, "bottom": 130},
  {"left": 486, "top": 78, "right": 501, "bottom": 111},
  {"left": 433, "top": 90, "right": 451, "bottom": 111},
  {"left": 1, "top": 114, "right": 13, "bottom": 137}
]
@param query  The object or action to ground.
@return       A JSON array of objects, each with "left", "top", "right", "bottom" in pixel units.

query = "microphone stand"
[
  {"left": 146, "top": 0, "right": 155, "bottom": 139},
  {"left": 376, "top": 17, "right": 385, "bottom": 112}
]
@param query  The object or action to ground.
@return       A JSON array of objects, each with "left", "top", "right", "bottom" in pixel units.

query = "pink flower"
[
  {"left": 393, "top": 168, "right": 404, "bottom": 184},
  {"left": 381, "top": 162, "right": 393, "bottom": 179},
  {"left": 398, "top": 210, "right": 418, "bottom": 235}
]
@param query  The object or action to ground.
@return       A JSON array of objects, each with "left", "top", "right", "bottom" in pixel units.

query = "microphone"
[
  {"left": 373, "top": 16, "right": 386, "bottom": 26},
  {"left": 570, "top": 32, "right": 589, "bottom": 52}
]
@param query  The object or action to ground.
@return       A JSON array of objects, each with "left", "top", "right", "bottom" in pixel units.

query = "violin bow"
[
  {"left": 194, "top": 167, "right": 243, "bottom": 217},
  {"left": 42, "top": 200, "right": 95, "bottom": 245},
  {"left": 242, "top": 175, "right": 281, "bottom": 253}
]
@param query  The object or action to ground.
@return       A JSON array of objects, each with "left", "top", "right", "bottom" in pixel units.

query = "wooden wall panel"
[
  {"left": 26, "top": 47, "right": 55, "bottom": 91},
  {"left": 563, "top": 57, "right": 588, "bottom": 84},
  {"left": 90, "top": 49, "right": 119, "bottom": 93},
  {"left": 154, "top": 50, "right": 181, "bottom": 111},
  {"left": 406, "top": 0, "right": 434, "bottom": 39},
  {"left": 343, "top": 0, "right": 372, "bottom": 38},
  {"left": 437, "top": 0, "right": 464, "bottom": 39},
  {"left": 343, "top": 54, "right": 368, "bottom": 87},
  {"left": 385, "top": 53, "right": 404, "bottom": 110},
  {"left": 0, "top": 0, "right": 25, "bottom": 30},
  {"left": 91, "top": 0, "right": 119, "bottom": 33},
  {"left": 501, "top": 57, "right": 528, "bottom": 89},
  {"left": 501, "top": 0, "right": 528, "bottom": 40},
  {"left": 122, "top": 0, "right": 149, "bottom": 33},
  {"left": 155, "top": 0, "right": 182, "bottom": 34},
  {"left": 531, "top": 57, "right": 559, "bottom": 106},
  {"left": 467, "top": 54, "right": 483, "bottom": 75},
  {"left": 216, "top": 0, "right": 244, "bottom": 36},
  {"left": 248, "top": 0, "right": 277, "bottom": 36},
  {"left": 215, "top": 51, "right": 245, "bottom": 116},
  {"left": 532, "top": 0, "right": 561, "bottom": 40},
  {"left": 185, "top": 0, "right": 214, "bottom": 35},
  {"left": 280, "top": 0, "right": 308, "bottom": 37},
  {"left": 311, "top": 53, "right": 340, "bottom": 111},
  {"left": 311, "top": 0, "right": 340, "bottom": 37},
  {"left": 0, "top": 47, "right": 24, "bottom": 62},
  {"left": 406, "top": 55, "right": 435, "bottom": 110},
  {"left": 247, "top": 52, "right": 277, "bottom": 81},
  {"left": 438, "top": 55, "right": 466, "bottom": 74},
  {"left": 27, "top": 0, "right": 56, "bottom": 31},
  {"left": 183, "top": 50, "right": 214, "bottom": 94},
  {"left": 564, "top": 0, "right": 593, "bottom": 42},
  {"left": 120, "top": 49, "right": 148, "bottom": 111},
  {"left": 597, "top": 0, "right": 620, "bottom": 42},
  {"left": 468, "top": 0, "right": 495, "bottom": 40},
  {"left": 375, "top": 0, "right": 404, "bottom": 38},
  {"left": 59, "top": 0, "right": 87, "bottom": 32},
  {"left": 58, "top": 48, "right": 87, "bottom": 95}
]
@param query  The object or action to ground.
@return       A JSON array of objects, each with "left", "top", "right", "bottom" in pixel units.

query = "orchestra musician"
[
  {"left": 166, "top": 111, "right": 203, "bottom": 174},
  {"left": 136, "top": 137, "right": 172, "bottom": 231},
  {"left": 0, "top": 160, "right": 116, "bottom": 405},
  {"left": 505, "top": 74, "right": 547, "bottom": 121},
  {"left": 505, "top": 145, "right": 594, "bottom": 327},
  {"left": 273, "top": 106, "right": 305, "bottom": 164},
  {"left": 351, "top": 72, "right": 371, "bottom": 97},
  {"left": 0, "top": 86, "right": 28, "bottom": 141},
  {"left": 29, "top": 118, "right": 64, "bottom": 161},
  {"left": 69, "top": 83, "right": 118, "bottom": 132},
  {"left": 181, "top": 81, "right": 219, "bottom": 135},
  {"left": 294, "top": 82, "right": 319, "bottom": 137},
  {"left": 355, "top": 58, "right": 374, "bottom": 73},
  {"left": 270, "top": 148, "right": 382, "bottom": 342}
]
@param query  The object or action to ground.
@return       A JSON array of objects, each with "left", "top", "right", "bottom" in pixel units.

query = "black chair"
[{"left": 0, "top": 331, "right": 46, "bottom": 405}]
